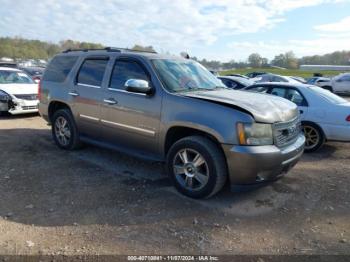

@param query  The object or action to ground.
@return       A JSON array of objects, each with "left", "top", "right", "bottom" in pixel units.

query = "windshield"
[
  {"left": 0, "top": 70, "right": 34, "bottom": 84},
  {"left": 309, "top": 85, "right": 348, "bottom": 104},
  {"left": 152, "top": 59, "right": 225, "bottom": 92}
]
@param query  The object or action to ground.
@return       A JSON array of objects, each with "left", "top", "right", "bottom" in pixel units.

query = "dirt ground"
[{"left": 0, "top": 103, "right": 349, "bottom": 256}]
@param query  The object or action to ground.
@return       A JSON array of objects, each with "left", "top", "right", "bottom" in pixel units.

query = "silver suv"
[{"left": 39, "top": 48, "right": 305, "bottom": 198}]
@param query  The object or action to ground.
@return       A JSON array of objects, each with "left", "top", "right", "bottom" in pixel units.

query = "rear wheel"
[
  {"left": 167, "top": 136, "right": 227, "bottom": 199},
  {"left": 302, "top": 122, "right": 325, "bottom": 153},
  {"left": 52, "top": 109, "right": 82, "bottom": 150}
]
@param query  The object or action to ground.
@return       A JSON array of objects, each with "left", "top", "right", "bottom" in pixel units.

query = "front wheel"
[
  {"left": 302, "top": 123, "right": 325, "bottom": 153},
  {"left": 166, "top": 136, "right": 227, "bottom": 199}
]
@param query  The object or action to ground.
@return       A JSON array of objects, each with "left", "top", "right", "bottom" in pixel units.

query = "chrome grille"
[
  {"left": 273, "top": 117, "right": 301, "bottom": 148},
  {"left": 14, "top": 94, "right": 38, "bottom": 101},
  {"left": 22, "top": 105, "right": 38, "bottom": 110}
]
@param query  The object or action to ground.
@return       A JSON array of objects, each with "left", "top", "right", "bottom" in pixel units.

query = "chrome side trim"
[
  {"left": 108, "top": 88, "right": 147, "bottom": 96},
  {"left": 77, "top": 83, "right": 101, "bottom": 89},
  {"left": 101, "top": 119, "right": 155, "bottom": 136},
  {"left": 80, "top": 114, "right": 99, "bottom": 121}
]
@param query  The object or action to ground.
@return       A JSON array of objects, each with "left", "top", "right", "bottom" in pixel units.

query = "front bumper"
[
  {"left": 8, "top": 99, "right": 39, "bottom": 115},
  {"left": 222, "top": 134, "right": 305, "bottom": 189}
]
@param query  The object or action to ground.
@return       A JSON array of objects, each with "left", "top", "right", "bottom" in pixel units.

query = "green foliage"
[
  {"left": 131, "top": 45, "right": 156, "bottom": 52},
  {"left": 0, "top": 37, "right": 105, "bottom": 59},
  {"left": 271, "top": 51, "right": 298, "bottom": 69}
]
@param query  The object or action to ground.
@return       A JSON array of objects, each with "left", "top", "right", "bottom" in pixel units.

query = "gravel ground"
[{"left": 0, "top": 102, "right": 349, "bottom": 256}]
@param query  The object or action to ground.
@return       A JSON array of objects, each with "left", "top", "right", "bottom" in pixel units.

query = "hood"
[
  {"left": 182, "top": 89, "right": 298, "bottom": 123},
  {"left": 0, "top": 84, "right": 38, "bottom": 95}
]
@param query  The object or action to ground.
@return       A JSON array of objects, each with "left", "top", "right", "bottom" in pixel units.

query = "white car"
[
  {"left": 331, "top": 73, "right": 350, "bottom": 94},
  {"left": 306, "top": 77, "right": 332, "bottom": 91},
  {"left": 244, "top": 82, "right": 350, "bottom": 152},
  {"left": 0, "top": 67, "right": 39, "bottom": 115},
  {"left": 252, "top": 73, "right": 300, "bottom": 84}
]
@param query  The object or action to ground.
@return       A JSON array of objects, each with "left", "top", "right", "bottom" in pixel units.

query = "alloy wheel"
[
  {"left": 173, "top": 149, "right": 209, "bottom": 191},
  {"left": 303, "top": 125, "right": 320, "bottom": 150},
  {"left": 54, "top": 116, "right": 71, "bottom": 146}
]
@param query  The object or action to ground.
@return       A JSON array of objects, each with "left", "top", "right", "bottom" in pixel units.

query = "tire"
[
  {"left": 302, "top": 122, "right": 325, "bottom": 153},
  {"left": 166, "top": 136, "right": 227, "bottom": 199},
  {"left": 51, "top": 108, "right": 82, "bottom": 150}
]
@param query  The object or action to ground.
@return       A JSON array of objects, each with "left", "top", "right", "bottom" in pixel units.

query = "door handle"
[
  {"left": 103, "top": 98, "right": 117, "bottom": 105},
  {"left": 69, "top": 91, "right": 79, "bottom": 97}
]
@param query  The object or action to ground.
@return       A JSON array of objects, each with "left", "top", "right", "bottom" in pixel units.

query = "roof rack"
[{"left": 62, "top": 47, "right": 157, "bottom": 54}]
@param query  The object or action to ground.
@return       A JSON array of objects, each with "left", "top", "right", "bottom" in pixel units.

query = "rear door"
[
  {"left": 70, "top": 56, "right": 109, "bottom": 139},
  {"left": 100, "top": 58, "right": 162, "bottom": 158}
]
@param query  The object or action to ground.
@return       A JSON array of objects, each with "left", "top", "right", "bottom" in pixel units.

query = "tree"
[
  {"left": 271, "top": 51, "right": 298, "bottom": 69},
  {"left": 248, "top": 53, "right": 263, "bottom": 68},
  {"left": 131, "top": 45, "right": 156, "bottom": 52}
]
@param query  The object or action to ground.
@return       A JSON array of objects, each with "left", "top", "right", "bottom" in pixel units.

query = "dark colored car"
[
  {"left": 0, "top": 61, "right": 18, "bottom": 68},
  {"left": 245, "top": 72, "right": 266, "bottom": 78},
  {"left": 218, "top": 76, "right": 255, "bottom": 89},
  {"left": 20, "top": 66, "right": 45, "bottom": 83}
]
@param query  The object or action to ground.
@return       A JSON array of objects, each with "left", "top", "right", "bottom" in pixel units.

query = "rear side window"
[
  {"left": 247, "top": 86, "right": 269, "bottom": 93},
  {"left": 43, "top": 56, "right": 78, "bottom": 82},
  {"left": 77, "top": 59, "right": 109, "bottom": 87},
  {"left": 110, "top": 60, "right": 149, "bottom": 90}
]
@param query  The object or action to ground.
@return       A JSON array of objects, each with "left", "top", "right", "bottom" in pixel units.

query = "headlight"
[
  {"left": 0, "top": 90, "right": 10, "bottom": 101},
  {"left": 237, "top": 122, "right": 273, "bottom": 146}
]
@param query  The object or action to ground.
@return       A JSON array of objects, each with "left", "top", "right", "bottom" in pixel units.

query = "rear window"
[
  {"left": 77, "top": 59, "right": 109, "bottom": 87},
  {"left": 42, "top": 56, "right": 78, "bottom": 83},
  {"left": 309, "top": 85, "right": 347, "bottom": 104}
]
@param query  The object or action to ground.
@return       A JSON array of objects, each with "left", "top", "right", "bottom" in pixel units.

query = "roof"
[{"left": 58, "top": 47, "right": 183, "bottom": 60}]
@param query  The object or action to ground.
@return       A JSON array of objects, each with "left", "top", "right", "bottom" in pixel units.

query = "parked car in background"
[
  {"left": 244, "top": 83, "right": 350, "bottom": 152},
  {"left": 209, "top": 70, "right": 219, "bottom": 76},
  {"left": 290, "top": 76, "right": 307, "bottom": 84},
  {"left": 0, "top": 61, "right": 18, "bottom": 68},
  {"left": 306, "top": 77, "right": 332, "bottom": 92},
  {"left": 226, "top": 73, "right": 250, "bottom": 79},
  {"left": 39, "top": 48, "right": 304, "bottom": 199},
  {"left": 20, "top": 66, "right": 45, "bottom": 83},
  {"left": 245, "top": 72, "right": 266, "bottom": 78},
  {"left": 218, "top": 76, "right": 255, "bottom": 89},
  {"left": 252, "top": 73, "right": 300, "bottom": 84},
  {"left": 0, "top": 67, "right": 39, "bottom": 115},
  {"left": 331, "top": 73, "right": 350, "bottom": 94}
]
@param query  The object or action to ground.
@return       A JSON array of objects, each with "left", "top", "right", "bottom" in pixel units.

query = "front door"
[{"left": 100, "top": 58, "right": 162, "bottom": 158}]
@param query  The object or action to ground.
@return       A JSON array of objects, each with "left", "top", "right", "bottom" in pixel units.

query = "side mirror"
[{"left": 125, "top": 79, "right": 153, "bottom": 95}]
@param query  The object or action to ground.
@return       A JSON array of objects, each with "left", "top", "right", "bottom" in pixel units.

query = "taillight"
[
  {"left": 346, "top": 115, "right": 350, "bottom": 122},
  {"left": 38, "top": 81, "right": 42, "bottom": 100}
]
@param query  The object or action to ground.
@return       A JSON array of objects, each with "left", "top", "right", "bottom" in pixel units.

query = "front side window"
[
  {"left": 110, "top": 60, "right": 149, "bottom": 90},
  {"left": 152, "top": 59, "right": 225, "bottom": 92},
  {"left": 247, "top": 86, "right": 269, "bottom": 93},
  {"left": 340, "top": 75, "right": 350, "bottom": 82},
  {"left": 0, "top": 70, "right": 34, "bottom": 84},
  {"left": 77, "top": 59, "right": 109, "bottom": 87},
  {"left": 43, "top": 56, "right": 78, "bottom": 83},
  {"left": 220, "top": 78, "right": 237, "bottom": 89}
]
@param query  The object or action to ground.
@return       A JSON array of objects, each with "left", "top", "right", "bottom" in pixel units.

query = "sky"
[{"left": 1, "top": 0, "right": 350, "bottom": 62}]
